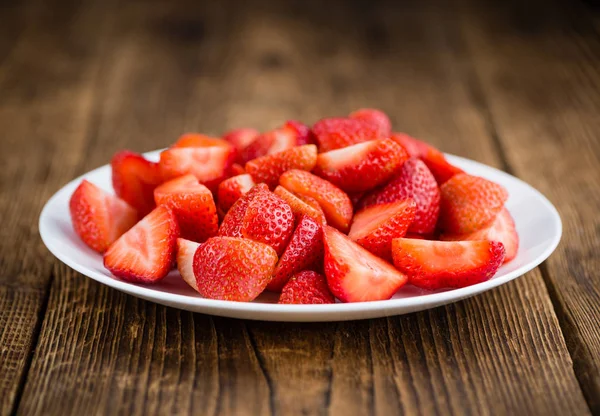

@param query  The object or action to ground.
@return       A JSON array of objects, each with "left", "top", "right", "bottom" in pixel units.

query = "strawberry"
[
  {"left": 219, "top": 183, "right": 269, "bottom": 238},
  {"left": 280, "top": 170, "right": 353, "bottom": 232},
  {"left": 193, "top": 236, "right": 278, "bottom": 301},
  {"left": 441, "top": 208, "right": 518, "bottom": 263},
  {"left": 268, "top": 215, "right": 324, "bottom": 292},
  {"left": 313, "top": 138, "right": 409, "bottom": 192},
  {"left": 311, "top": 117, "right": 382, "bottom": 152},
  {"left": 278, "top": 271, "right": 335, "bottom": 304},
  {"left": 111, "top": 150, "right": 163, "bottom": 217},
  {"left": 273, "top": 186, "right": 326, "bottom": 225},
  {"left": 154, "top": 174, "right": 218, "bottom": 243},
  {"left": 283, "top": 120, "right": 314, "bottom": 146},
  {"left": 158, "top": 146, "right": 233, "bottom": 192},
  {"left": 390, "top": 132, "right": 430, "bottom": 158},
  {"left": 349, "top": 108, "right": 391, "bottom": 138},
  {"left": 348, "top": 199, "right": 416, "bottom": 260},
  {"left": 439, "top": 173, "right": 509, "bottom": 234},
  {"left": 217, "top": 174, "right": 255, "bottom": 215},
  {"left": 323, "top": 226, "right": 408, "bottom": 302},
  {"left": 176, "top": 238, "right": 201, "bottom": 292},
  {"left": 229, "top": 163, "right": 246, "bottom": 176},
  {"left": 348, "top": 191, "right": 366, "bottom": 209},
  {"left": 104, "top": 205, "right": 179, "bottom": 283},
  {"left": 239, "top": 121, "right": 308, "bottom": 164},
  {"left": 391, "top": 238, "right": 505, "bottom": 290},
  {"left": 241, "top": 190, "right": 295, "bottom": 255},
  {"left": 245, "top": 144, "right": 318, "bottom": 189},
  {"left": 172, "top": 133, "right": 232, "bottom": 150},
  {"left": 359, "top": 158, "right": 440, "bottom": 235},
  {"left": 223, "top": 128, "right": 260, "bottom": 158},
  {"left": 70, "top": 180, "right": 138, "bottom": 253}
]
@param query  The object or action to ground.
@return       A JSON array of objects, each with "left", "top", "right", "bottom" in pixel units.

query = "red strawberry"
[
  {"left": 158, "top": 146, "right": 233, "bottom": 192},
  {"left": 176, "top": 238, "right": 201, "bottom": 292},
  {"left": 323, "top": 226, "right": 408, "bottom": 302},
  {"left": 390, "top": 132, "right": 430, "bottom": 158},
  {"left": 223, "top": 128, "right": 260, "bottom": 158},
  {"left": 217, "top": 174, "right": 255, "bottom": 215},
  {"left": 280, "top": 170, "right": 353, "bottom": 232},
  {"left": 219, "top": 183, "right": 269, "bottom": 238},
  {"left": 391, "top": 238, "right": 505, "bottom": 290},
  {"left": 193, "top": 236, "right": 278, "bottom": 301},
  {"left": 348, "top": 199, "right": 416, "bottom": 260},
  {"left": 283, "top": 120, "right": 314, "bottom": 146},
  {"left": 441, "top": 208, "right": 518, "bottom": 263},
  {"left": 278, "top": 271, "right": 335, "bottom": 304},
  {"left": 311, "top": 117, "right": 382, "bottom": 152},
  {"left": 268, "top": 215, "right": 324, "bottom": 291},
  {"left": 104, "top": 206, "right": 179, "bottom": 283},
  {"left": 229, "top": 163, "right": 246, "bottom": 176},
  {"left": 439, "top": 173, "right": 509, "bottom": 234},
  {"left": 359, "top": 158, "right": 440, "bottom": 235},
  {"left": 111, "top": 150, "right": 163, "bottom": 217},
  {"left": 239, "top": 121, "right": 307, "bottom": 164},
  {"left": 172, "top": 133, "right": 231, "bottom": 150},
  {"left": 313, "top": 138, "right": 409, "bottom": 192},
  {"left": 349, "top": 108, "right": 391, "bottom": 138},
  {"left": 70, "top": 180, "right": 138, "bottom": 253},
  {"left": 154, "top": 174, "right": 218, "bottom": 243},
  {"left": 245, "top": 144, "right": 318, "bottom": 189},
  {"left": 241, "top": 190, "right": 295, "bottom": 255},
  {"left": 273, "top": 186, "right": 326, "bottom": 225}
]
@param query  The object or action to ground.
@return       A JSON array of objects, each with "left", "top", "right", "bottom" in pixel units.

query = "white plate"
[{"left": 39, "top": 151, "right": 562, "bottom": 322}]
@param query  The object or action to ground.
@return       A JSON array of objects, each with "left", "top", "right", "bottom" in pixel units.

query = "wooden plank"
[
  {"left": 0, "top": 0, "right": 119, "bottom": 413},
  {"left": 457, "top": 0, "right": 600, "bottom": 411},
  {"left": 14, "top": 0, "right": 591, "bottom": 415}
]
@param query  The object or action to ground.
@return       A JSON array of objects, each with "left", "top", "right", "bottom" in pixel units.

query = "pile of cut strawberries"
[{"left": 69, "top": 109, "right": 518, "bottom": 304}]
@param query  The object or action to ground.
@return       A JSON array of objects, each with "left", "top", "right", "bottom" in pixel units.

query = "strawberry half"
[
  {"left": 391, "top": 238, "right": 505, "bottom": 290},
  {"left": 323, "top": 226, "right": 408, "bottom": 302},
  {"left": 111, "top": 150, "right": 163, "bottom": 217},
  {"left": 441, "top": 208, "right": 518, "bottom": 263},
  {"left": 313, "top": 138, "right": 408, "bottom": 192},
  {"left": 349, "top": 108, "right": 391, "bottom": 138},
  {"left": 245, "top": 144, "right": 318, "bottom": 189},
  {"left": 70, "top": 180, "right": 138, "bottom": 253},
  {"left": 273, "top": 186, "right": 326, "bottom": 225},
  {"left": 311, "top": 117, "right": 382, "bottom": 152},
  {"left": 217, "top": 174, "right": 255, "bottom": 215},
  {"left": 223, "top": 128, "right": 260, "bottom": 159},
  {"left": 348, "top": 199, "right": 416, "bottom": 260},
  {"left": 268, "top": 215, "right": 324, "bottom": 292},
  {"left": 104, "top": 206, "right": 179, "bottom": 283},
  {"left": 283, "top": 120, "right": 314, "bottom": 146},
  {"left": 176, "top": 238, "right": 201, "bottom": 292},
  {"left": 359, "top": 158, "right": 440, "bottom": 235},
  {"left": 439, "top": 173, "right": 509, "bottom": 234},
  {"left": 219, "top": 183, "right": 269, "bottom": 238},
  {"left": 193, "top": 236, "right": 278, "bottom": 302},
  {"left": 278, "top": 271, "right": 335, "bottom": 304},
  {"left": 239, "top": 121, "right": 308, "bottom": 164},
  {"left": 154, "top": 174, "right": 218, "bottom": 243}
]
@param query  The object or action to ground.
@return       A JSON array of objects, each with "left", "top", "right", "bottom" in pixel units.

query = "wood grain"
[{"left": 458, "top": 0, "right": 600, "bottom": 411}]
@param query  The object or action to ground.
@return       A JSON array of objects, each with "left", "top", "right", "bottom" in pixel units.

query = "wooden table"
[{"left": 1, "top": 0, "right": 598, "bottom": 414}]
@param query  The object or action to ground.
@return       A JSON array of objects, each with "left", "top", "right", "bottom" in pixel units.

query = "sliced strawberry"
[
  {"left": 111, "top": 150, "right": 163, "bottom": 217},
  {"left": 154, "top": 174, "right": 218, "bottom": 243},
  {"left": 217, "top": 174, "right": 256, "bottom": 215},
  {"left": 70, "top": 180, "right": 138, "bottom": 253},
  {"left": 349, "top": 108, "right": 391, "bottom": 138},
  {"left": 348, "top": 199, "right": 416, "bottom": 260},
  {"left": 313, "top": 138, "right": 409, "bottom": 192},
  {"left": 390, "top": 132, "right": 430, "bottom": 158},
  {"left": 323, "top": 226, "right": 408, "bottom": 302},
  {"left": 229, "top": 163, "right": 246, "bottom": 176},
  {"left": 441, "top": 208, "right": 518, "bottom": 263},
  {"left": 223, "top": 128, "right": 260, "bottom": 159},
  {"left": 439, "top": 173, "right": 509, "bottom": 234},
  {"left": 283, "top": 120, "right": 314, "bottom": 146},
  {"left": 239, "top": 121, "right": 305, "bottom": 164},
  {"left": 280, "top": 170, "right": 353, "bottom": 233},
  {"left": 104, "top": 206, "right": 179, "bottom": 283},
  {"left": 158, "top": 146, "right": 233, "bottom": 192},
  {"left": 245, "top": 144, "right": 317, "bottom": 189},
  {"left": 219, "top": 183, "right": 269, "bottom": 238},
  {"left": 311, "top": 117, "right": 382, "bottom": 152},
  {"left": 391, "top": 238, "right": 505, "bottom": 290},
  {"left": 193, "top": 236, "right": 278, "bottom": 301},
  {"left": 268, "top": 215, "right": 324, "bottom": 292},
  {"left": 278, "top": 271, "right": 335, "bottom": 304},
  {"left": 241, "top": 190, "right": 295, "bottom": 255},
  {"left": 273, "top": 186, "right": 326, "bottom": 225},
  {"left": 176, "top": 238, "right": 201, "bottom": 292},
  {"left": 359, "top": 158, "right": 440, "bottom": 235},
  {"left": 172, "top": 133, "right": 232, "bottom": 149}
]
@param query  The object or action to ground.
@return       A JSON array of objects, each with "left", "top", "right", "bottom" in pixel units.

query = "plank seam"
[{"left": 246, "top": 325, "right": 276, "bottom": 416}]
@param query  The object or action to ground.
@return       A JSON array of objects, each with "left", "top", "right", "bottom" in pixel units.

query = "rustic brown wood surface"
[{"left": 0, "top": 0, "right": 598, "bottom": 415}]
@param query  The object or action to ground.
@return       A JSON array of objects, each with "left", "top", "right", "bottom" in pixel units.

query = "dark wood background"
[{"left": 0, "top": 0, "right": 598, "bottom": 414}]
